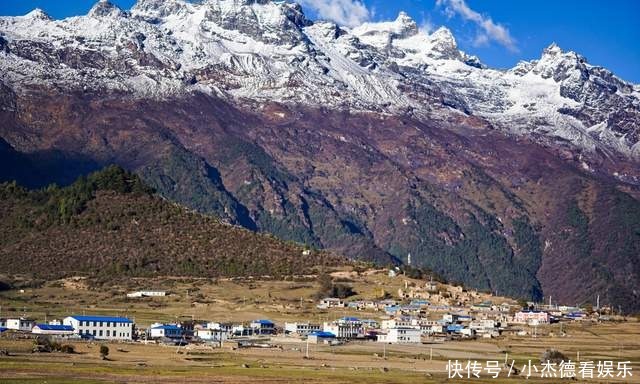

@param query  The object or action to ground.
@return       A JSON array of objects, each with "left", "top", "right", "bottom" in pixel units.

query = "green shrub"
[{"left": 100, "top": 345, "right": 109, "bottom": 359}]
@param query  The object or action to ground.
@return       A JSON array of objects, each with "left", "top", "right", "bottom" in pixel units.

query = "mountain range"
[{"left": 0, "top": 0, "right": 639, "bottom": 311}]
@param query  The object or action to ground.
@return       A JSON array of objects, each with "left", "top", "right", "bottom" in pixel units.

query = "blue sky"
[{"left": 1, "top": 0, "right": 639, "bottom": 83}]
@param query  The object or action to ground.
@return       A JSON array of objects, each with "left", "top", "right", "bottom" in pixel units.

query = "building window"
[
  {"left": 93, "top": 330, "right": 96, "bottom": 336},
  {"left": 106, "top": 322, "right": 110, "bottom": 327},
  {"left": 106, "top": 330, "right": 110, "bottom": 337},
  {"left": 100, "top": 322, "right": 103, "bottom": 327},
  {"left": 79, "top": 321, "right": 83, "bottom": 326}
]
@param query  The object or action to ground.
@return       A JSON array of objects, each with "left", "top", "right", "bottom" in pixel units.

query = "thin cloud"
[
  {"left": 436, "top": 0, "right": 518, "bottom": 52},
  {"left": 298, "top": 0, "right": 371, "bottom": 28}
]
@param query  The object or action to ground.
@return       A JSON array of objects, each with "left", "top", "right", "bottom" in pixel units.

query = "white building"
[
  {"left": 232, "top": 324, "right": 250, "bottom": 336},
  {"left": 206, "top": 322, "right": 233, "bottom": 333},
  {"left": 284, "top": 322, "right": 321, "bottom": 336},
  {"left": 412, "top": 319, "right": 441, "bottom": 335},
  {"left": 31, "top": 324, "right": 75, "bottom": 336},
  {"left": 250, "top": 319, "right": 276, "bottom": 335},
  {"left": 381, "top": 318, "right": 414, "bottom": 330},
  {"left": 317, "top": 298, "right": 345, "bottom": 309},
  {"left": 377, "top": 327, "right": 421, "bottom": 344},
  {"left": 307, "top": 331, "right": 336, "bottom": 344},
  {"left": 6, "top": 318, "right": 35, "bottom": 331},
  {"left": 127, "top": 291, "right": 166, "bottom": 298},
  {"left": 513, "top": 311, "right": 549, "bottom": 325},
  {"left": 63, "top": 315, "right": 134, "bottom": 340},
  {"left": 323, "top": 317, "right": 363, "bottom": 339},
  {"left": 196, "top": 328, "right": 228, "bottom": 342},
  {"left": 470, "top": 319, "right": 497, "bottom": 331},
  {"left": 361, "top": 319, "right": 379, "bottom": 329},
  {"left": 421, "top": 323, "right": 444, "bottom": 335},
  {"left": 149, "top": 324, "right": 183, "bottom": 339}
]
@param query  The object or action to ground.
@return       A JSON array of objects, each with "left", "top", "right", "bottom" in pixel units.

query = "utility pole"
[{"left": 305, "top": 337, "right": 309, "bottom": 358}]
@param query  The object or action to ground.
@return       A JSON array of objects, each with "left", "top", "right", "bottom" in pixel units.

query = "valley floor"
[
  {"left": 1, "top": 323, "right": 639, "bottom": 383},
  {"left": 0, "top": 275, "right": 638, "bottom": 383}
]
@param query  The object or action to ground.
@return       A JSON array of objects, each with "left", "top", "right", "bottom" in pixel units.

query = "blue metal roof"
[
  {"left": 69, "top": 315, "right": 133, "bottom": 323},
  {"left": 309, "top": 331, "right": 336, "bottom": 338},
  {"left": 253, "top": 319, "right": 274, "bottom": 325},
  {"left": 340, "top": 317, "right": 360, "bottom": 322},
  {"left": 34, "top": 324, "right": 74, "bottom": 331},
  {"left": 0, "top": 327, "right": 7, "bottom": 333},
  {"left": 152, "top": 325, "right": 182, "bottom": 331}
]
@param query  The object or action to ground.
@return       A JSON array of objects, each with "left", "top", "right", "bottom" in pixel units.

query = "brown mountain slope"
[
  {"left": 1, "top": 87, "right": 639, "bottom": 311},
  {"left": 0, "top": 166, "right": 345, "bottom": 279}
]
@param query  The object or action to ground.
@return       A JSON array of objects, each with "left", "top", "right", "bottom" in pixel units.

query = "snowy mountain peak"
[
  {"left": 532, "top": 43, "right": 587, "bottom": 82},
  {"left": 131, "top": 0, "right": 189, "bottom": 20},
  {"left": 23, "top": 8, "right": 51, "bottom": 21},
  {"left": 424, "top": 26, "right": 461, "bottom": 61},
  {"left": 88, "top": 0, "right": 127, "bottom": 18},
  {"left": 351, "top": 12, "right": 419, "bottom": 41},
  {"left": 393, "top": 11, "right": 419, "bottom": 37},
  {"left": 0, "top": 2, "right": 638, "bottom": 160},
  {"left": 429, "top": 26, "right": 456, "bottom": 45},
  {"left": 542, "top": 42, "right": 563, "bottom": 56}
]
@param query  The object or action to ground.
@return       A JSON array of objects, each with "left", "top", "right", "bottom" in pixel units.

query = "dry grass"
[{"left": 0, "top": 274, "right": 638, "bottom": 383}]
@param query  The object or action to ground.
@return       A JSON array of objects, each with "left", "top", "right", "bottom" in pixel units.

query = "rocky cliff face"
[{"left": 1, "top": 0, "right": 639, "bottom": 310}]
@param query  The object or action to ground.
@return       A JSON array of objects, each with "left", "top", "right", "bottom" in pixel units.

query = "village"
[
  {"left": 0, "top": 271, "right": 613, "bottom": 347},
  {"left": 0, "top": 268, "right": 637, "bottom": 383}
]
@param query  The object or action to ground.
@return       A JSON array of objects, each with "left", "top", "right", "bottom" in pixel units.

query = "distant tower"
[{"left": 407, "top": 253, "right": 412, "bottom": 266}]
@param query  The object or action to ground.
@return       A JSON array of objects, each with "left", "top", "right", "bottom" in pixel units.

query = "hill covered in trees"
[{"left": 0, "top": 166, "right": 345, "bottom": 279}]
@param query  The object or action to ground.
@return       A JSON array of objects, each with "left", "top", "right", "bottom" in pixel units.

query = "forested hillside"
[{"left": 0, "top": 166, "right": 345, "bottom": 279}]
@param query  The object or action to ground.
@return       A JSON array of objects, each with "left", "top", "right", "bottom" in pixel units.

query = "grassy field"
[
  {"left": 0, "top": 273, "right": 638, "bottom": 383},
  {"left": 1, "top": 323, "right": 639, "bottom": 383},
  {"left": 0, "top": 270, "right": 506, "bottom": 326}
]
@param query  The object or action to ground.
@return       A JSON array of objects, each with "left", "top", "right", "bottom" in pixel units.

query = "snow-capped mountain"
[{"left": 1, "top": 0, "right": 638, "bottom": 159}]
